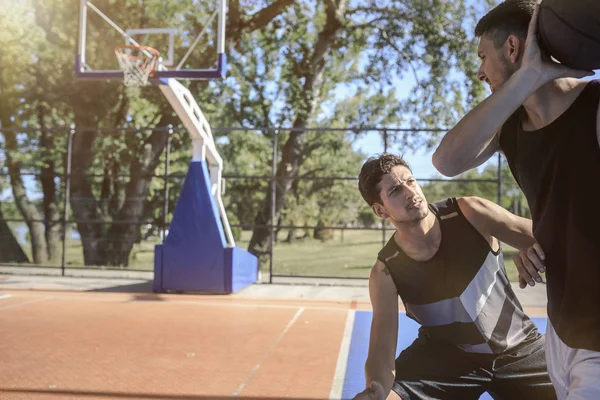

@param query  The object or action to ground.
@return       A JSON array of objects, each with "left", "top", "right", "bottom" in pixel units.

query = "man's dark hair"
[
  {"left": 358, "top": 153, "right": 411, "bottom": 206},
  {"left": 474, "top": 0, "right": 536, "bottom": 48}
]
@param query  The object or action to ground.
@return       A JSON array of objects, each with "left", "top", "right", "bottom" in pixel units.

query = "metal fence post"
[
  {"left": 269, "top": 129, "right": 278, "bottom": 284},
  {"left": 497, "top": 152, "right": 502, "bottom": 206},
  {"left": 162, "top": 125, "right": 172, "bottom": 242},
  {"left": 382, "top": 129, "right": 388, "bottom": 247},
  {"left": 60, "top": 126, "right": 75, "bottom": 276}
]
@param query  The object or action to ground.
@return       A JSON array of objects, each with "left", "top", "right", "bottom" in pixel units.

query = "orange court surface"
[{"left": 0, "top": 274, "right": 548, "bottom": 400}]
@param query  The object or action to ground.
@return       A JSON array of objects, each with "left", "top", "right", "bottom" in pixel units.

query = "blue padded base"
[{"left": 153, "top": 161, "right": 258, "bottom": 294}]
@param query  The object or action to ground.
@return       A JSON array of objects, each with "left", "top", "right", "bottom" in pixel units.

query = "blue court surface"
[{"left": 340, "top": 311, "right": 547, "bottom": 400}]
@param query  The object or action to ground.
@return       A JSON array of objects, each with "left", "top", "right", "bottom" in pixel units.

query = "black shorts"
[{"left": 392, "top": 333, "right": 556, "bottom": 400}]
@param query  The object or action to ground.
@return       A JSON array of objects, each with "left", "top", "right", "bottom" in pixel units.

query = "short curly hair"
[{"left": 358, "top": 153, "right": 411, "bottom": 206}]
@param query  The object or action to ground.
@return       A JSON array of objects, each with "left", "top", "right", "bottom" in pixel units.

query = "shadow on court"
[
  {"left": 88, "top": 281, "right": 155, "bottom": 293},
  {"left": 87, "top": 281, "right": 231, "bottom": 297}
]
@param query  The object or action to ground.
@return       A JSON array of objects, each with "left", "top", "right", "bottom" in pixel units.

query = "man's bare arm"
[
  {"left": 457, "top": 197, "right": 534, "bottom": 250},
  {"left": 457, "top": 196, "right": 546, "bottom": 288},
  {"left": 364, "top": 260, "right": 399, "bottom": 396},
  {"left": 433, "top": 4, "right": 592, "bottom": 177},
  {"left": 432, "top": 68, "right": 539, "bottom": 177}
]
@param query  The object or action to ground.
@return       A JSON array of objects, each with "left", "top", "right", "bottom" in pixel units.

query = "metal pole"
[
  {"left": 78, "top": 0, "right": 87, "bottom": 68},
  {"left": 269, "top": 130, "right": 278, "bottom": 284},
  {"left": 382, "top": 129, "right": 388, "bottom": 246},
  {"left": 162, "top": 125, "right": 172, "bottom": 242},
  {"left": 497, "top": 152, "right": 502, "bottom": 205},
  {"left": 60, "top": 126, "right": 75, "bottom": 276}
]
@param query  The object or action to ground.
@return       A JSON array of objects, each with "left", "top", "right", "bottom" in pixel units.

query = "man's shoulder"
[
  {"left": 429, "top": 197, "right": 460, "bottom": 219},
  {"left": 377, "top": 233, "right": 399, "bottom": 264}
]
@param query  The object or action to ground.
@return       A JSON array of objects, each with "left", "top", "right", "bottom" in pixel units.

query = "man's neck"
[
  {"left": 393, "top": 211, "right": 440, "bottom": 262},
  {"left": 521, "top": 78, "right": 586, "bottom": 131}
]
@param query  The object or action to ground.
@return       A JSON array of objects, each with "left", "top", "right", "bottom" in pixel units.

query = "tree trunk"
[
  {"left": 0, "top": 207, "right": 30, "bottom": 264},
  {"left": 104, "top": 122, "right": 172, "bottom": 266},
  {"left": 69, "top": 111, "right": 175, "bottom": 267},
  {"left": 3, "top": 129, "right": 49, "bottom": 265},
  {"left": 247, "top": 0, "right": 346, "bottom": 261},
  {"left": 39, "top": 119, "right": 62, "bottom": 263},
  {"left": 69, "top": 116, "right": 105, "bottom": 266}
]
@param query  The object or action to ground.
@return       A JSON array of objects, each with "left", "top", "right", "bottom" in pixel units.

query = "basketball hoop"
[{"left": 114, "top": 45, "right": 161, "bottom": 87}]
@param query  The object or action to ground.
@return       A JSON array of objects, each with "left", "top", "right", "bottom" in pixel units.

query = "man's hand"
[
  {"left": 352, "top": 381, "right": 386, "bottom": 400},
  {"left": 514, "top": 242, "right": 546, "bottom": 289},
  {"left": 521, "top": 1, "right": 593, "bottom": 87}
]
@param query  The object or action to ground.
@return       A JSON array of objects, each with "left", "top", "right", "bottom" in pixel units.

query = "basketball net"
[{"left": 114, "top": 45, "right": 161, "bottom": 87}]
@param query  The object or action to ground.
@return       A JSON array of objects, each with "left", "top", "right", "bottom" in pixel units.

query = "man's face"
[
  {"left": 476, "top": 33, "right": 516, "bottom": 92},
  {"left": 374, "top": 165, "right": 429, "bottom": 224}
]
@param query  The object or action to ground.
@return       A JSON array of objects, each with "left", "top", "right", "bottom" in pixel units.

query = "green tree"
[
  {"left": 2, "top": 0, "right": 293, "bottom": 267},
  {"left": 239, "top": 0, "right": 489, "bottom": 261},
  {"left": 0, "top": 2, "right": 59, "bottom": 264},
  {"left": 3, "top": 0, "right": 503, "bottom": 270}
]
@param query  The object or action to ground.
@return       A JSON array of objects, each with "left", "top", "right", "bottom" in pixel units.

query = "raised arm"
[
  {"left": 431, "top": 70, "right": 533, "bottom": 177},
  {"left": 432, "top": 3, "right": 592, "bottom": 177}
]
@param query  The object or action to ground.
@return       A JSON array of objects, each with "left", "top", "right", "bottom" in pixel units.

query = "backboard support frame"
[{"left": 76, "top": 0, "right": 227, "bottom": 81}]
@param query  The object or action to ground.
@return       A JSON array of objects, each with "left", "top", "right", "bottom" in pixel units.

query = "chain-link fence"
[{"left": 0, "top": 126, "right": 504, "bottom": 280}]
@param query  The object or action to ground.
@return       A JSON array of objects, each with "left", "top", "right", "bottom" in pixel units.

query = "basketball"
[{"left": 537, "top": 0, "right": 600, "bottom": 71}]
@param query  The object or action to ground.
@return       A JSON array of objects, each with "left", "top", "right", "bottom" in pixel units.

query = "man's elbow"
[
  {"left": 432, "top": 150, "right": 462, "bottom": 177},
  {"left": 364, "top": 360, "right": 395, "bottom": 396}
]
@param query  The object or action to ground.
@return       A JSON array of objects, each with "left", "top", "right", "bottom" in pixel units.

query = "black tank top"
[
  {"left": 499, "top": 80, "right": 600, "bottom": 351},
  {"left": 378, "top": 198, "right": 538, "bottom": 354}
]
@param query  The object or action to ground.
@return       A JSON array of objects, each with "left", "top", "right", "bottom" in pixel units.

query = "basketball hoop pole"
[{"left": 158, "top": 78, "right": 237, "bottom": 248}]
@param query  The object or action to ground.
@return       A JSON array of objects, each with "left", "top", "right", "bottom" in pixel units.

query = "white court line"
[
  {"left": 9, "top": 293, "right": 356, "bottom": 312},
  {"left": 232, "top": 307, "right": 305, "bottom": 397},
  {"left": 0, "top": 296, "right": 53, "bottom": 311},
  {"left": 0, "top": 294, "right": 13, "bottom": 300},
  {"left": 329, "top": 310, "right": 356, "bottom": 400}
]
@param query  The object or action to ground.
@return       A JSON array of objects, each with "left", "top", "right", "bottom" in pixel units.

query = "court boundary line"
[
  {"left": 232, "top": 307, "right": 305, "bottom": 397},
  {"left": 0, "top": 296, "right": 53, "bottom": 311},
  {"left": 329, "top": 309, "right": 356, "bottom": 400},
  {"left": 0, "top": 294, "right": 13, "bottom": 300},
  {"left": 0, "top": 292, "right": 365, "bottom": 312}
]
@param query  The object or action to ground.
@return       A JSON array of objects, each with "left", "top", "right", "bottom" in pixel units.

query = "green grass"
[
  {"left": 6, "top": 227, "right": 524, "bottom": 282},
  {"left": 240, "top": 229, "right": 522, "bottom": 281},
  {"left": 260, "top": 229, "right": 384, "bottom": 278}
]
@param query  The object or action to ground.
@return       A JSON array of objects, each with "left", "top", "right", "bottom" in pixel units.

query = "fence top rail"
[
  {"left": 0, "top": 126, "right": 448, "bottom": 134},
  {"left": 0, "top": 171, "right": 499, "bottom": 183}
]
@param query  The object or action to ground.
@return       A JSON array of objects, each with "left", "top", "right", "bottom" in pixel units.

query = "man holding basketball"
[{"left": 433, "top": 1, "right": 600, "bottom": 398}]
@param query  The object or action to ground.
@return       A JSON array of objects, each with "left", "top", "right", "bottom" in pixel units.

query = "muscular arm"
[
  {"left": 457, "top": 196, "right": 549, "bottom": 287},
  {"left": 457, "top": 196, "right": 535, "bottom": 251},
  {"left": 432, "top": 69, "right": 541, "bottom": 177},
  {"left": 364, "top": 260, "right": 399, "bottom": 396}
]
